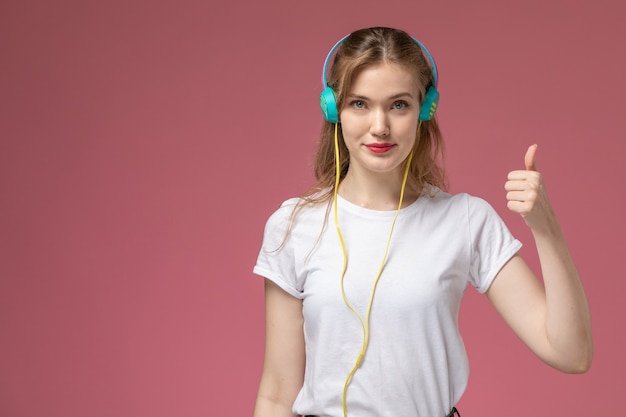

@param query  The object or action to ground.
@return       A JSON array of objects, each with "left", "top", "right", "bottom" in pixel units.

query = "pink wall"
[{"left": 1, "top": 0, "right": 624, "bottom": 416}]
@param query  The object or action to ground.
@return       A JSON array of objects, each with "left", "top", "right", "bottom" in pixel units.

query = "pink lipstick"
[{"left": 365, "top": 143, "right": 394, "bottom": 153}]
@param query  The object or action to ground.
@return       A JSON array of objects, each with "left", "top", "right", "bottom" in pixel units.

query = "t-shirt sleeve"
[
  {"left": 253, "top": 201, "right": 304, "bottom": 299},
  {"left": 467, "top": 196, "right": 522, "bottom": 293}
]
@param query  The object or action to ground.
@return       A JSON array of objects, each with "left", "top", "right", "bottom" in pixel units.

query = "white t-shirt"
[{"left": 254, "top": 188, "right": 522, "bottom": 417}]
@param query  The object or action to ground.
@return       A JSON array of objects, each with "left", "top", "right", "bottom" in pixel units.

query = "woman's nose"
[{"left": 369, "top": 108, "right": 390, "bottom": 137}]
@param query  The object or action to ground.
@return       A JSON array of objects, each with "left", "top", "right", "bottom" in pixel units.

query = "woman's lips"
[{"left": 365, "top": 143, "right": 394, "bottom": 153}]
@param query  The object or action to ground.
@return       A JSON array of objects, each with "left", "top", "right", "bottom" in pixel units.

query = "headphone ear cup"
[
  {"left": 320, "top": 86, "right": 339, "bottom": 123},
  {"left": 419, "top": 86, "right": 440, "bottom": 121}
]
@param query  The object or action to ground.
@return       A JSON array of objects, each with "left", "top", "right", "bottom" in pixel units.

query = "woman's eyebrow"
[
  {"left": 388, "top": 92, "right": 414, "bottom": 100},
  {"left": 346, "top": 93, "right": 368, "bottom": 100}
]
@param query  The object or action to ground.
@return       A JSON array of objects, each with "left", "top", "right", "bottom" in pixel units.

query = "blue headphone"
[{"left": 320, "top": 34, "right": 440, "bottom": 123}]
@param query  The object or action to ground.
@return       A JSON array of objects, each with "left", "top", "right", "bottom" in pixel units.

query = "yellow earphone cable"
[{"left": 333, "top": 122, "right": 422, "bottom": 417}]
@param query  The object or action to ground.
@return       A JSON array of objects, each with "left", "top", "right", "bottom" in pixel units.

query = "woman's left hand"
[
  {"left": 505, "top": 144, "right": 556, "bottom": 232},
  {"left": 493, "top": 143, "right": 593, "bottom": 373}
]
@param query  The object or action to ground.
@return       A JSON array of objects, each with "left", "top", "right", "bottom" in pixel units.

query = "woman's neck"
[{"left": 338, "top": 170, "right": 419, "bottom": 211}]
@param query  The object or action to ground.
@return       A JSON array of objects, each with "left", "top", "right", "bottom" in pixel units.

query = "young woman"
[{"left": 252, "top": 27, "right": 592, "bottom": 417}]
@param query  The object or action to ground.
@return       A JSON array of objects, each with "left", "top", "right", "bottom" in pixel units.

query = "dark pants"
[
  {"left": 304, "top": 406, "right": 460, "bottom": 417},
  {"left": 448, "top": 407, "right": 461, "bottom": 417}
]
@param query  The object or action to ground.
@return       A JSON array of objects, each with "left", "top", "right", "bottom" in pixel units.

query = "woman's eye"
[
  {"left": 351, "top": 100, "right": 365, "bottom": 109},
  {"left": 392, "top": 101, "right": 408, "bottom": 110}
]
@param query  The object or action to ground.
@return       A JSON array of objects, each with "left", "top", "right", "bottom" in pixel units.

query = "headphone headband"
[
  {"left": 321, "top": 35, "right": 349, "bottom": 88},
  {"left": 321, "top": 34, "right": 439, "bottom": 90},
  {"left": 320, "top": 31, "right": 440, "bottom": 123}
]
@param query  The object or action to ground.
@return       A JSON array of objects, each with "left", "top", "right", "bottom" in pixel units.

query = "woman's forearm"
[{"left": 532, "top": 219, "right": 593, "bottom": 373}]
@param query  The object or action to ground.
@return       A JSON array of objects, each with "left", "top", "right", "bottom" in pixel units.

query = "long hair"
[
  {"left": 306, "top": 26, "right": 447, "bottom": 205},
  {"left": 276, "top": 27, "right": 448, "bottom": 251}
]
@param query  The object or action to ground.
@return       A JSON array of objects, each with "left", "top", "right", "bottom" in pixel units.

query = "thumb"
[{"left": 524, "top": 144, "right": 538, "bottom": 171}]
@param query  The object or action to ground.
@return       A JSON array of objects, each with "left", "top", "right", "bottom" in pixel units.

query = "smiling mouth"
[{"left": 365, "top": 143, "right": 395, "bottom": 153}]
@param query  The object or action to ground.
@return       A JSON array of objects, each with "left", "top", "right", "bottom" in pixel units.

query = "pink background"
[{"left": 1, "top": 0, "right": 624, "bottom": 416}]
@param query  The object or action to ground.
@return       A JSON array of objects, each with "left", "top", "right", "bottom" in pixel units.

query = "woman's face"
[{"left": 339, "top": 62, "right": 420, "bottom": 179}]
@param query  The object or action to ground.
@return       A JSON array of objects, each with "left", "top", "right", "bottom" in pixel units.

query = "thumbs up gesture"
[{"left": 505, "top": 144, "right": 556, "bottom": 231}]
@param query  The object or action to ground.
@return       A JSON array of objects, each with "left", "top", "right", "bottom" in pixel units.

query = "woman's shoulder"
[
  {"left": 258, "top": 194, "right": 330, "bottom": 249},
  {"left": 423, "top": 185, "right": 495, "bottom": 213},
  {"left": 262, "top": 197, "right": 299, "bottom": 226},
  {"left": 264, "top": 194, "right": 329, "bottom": 226}
]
